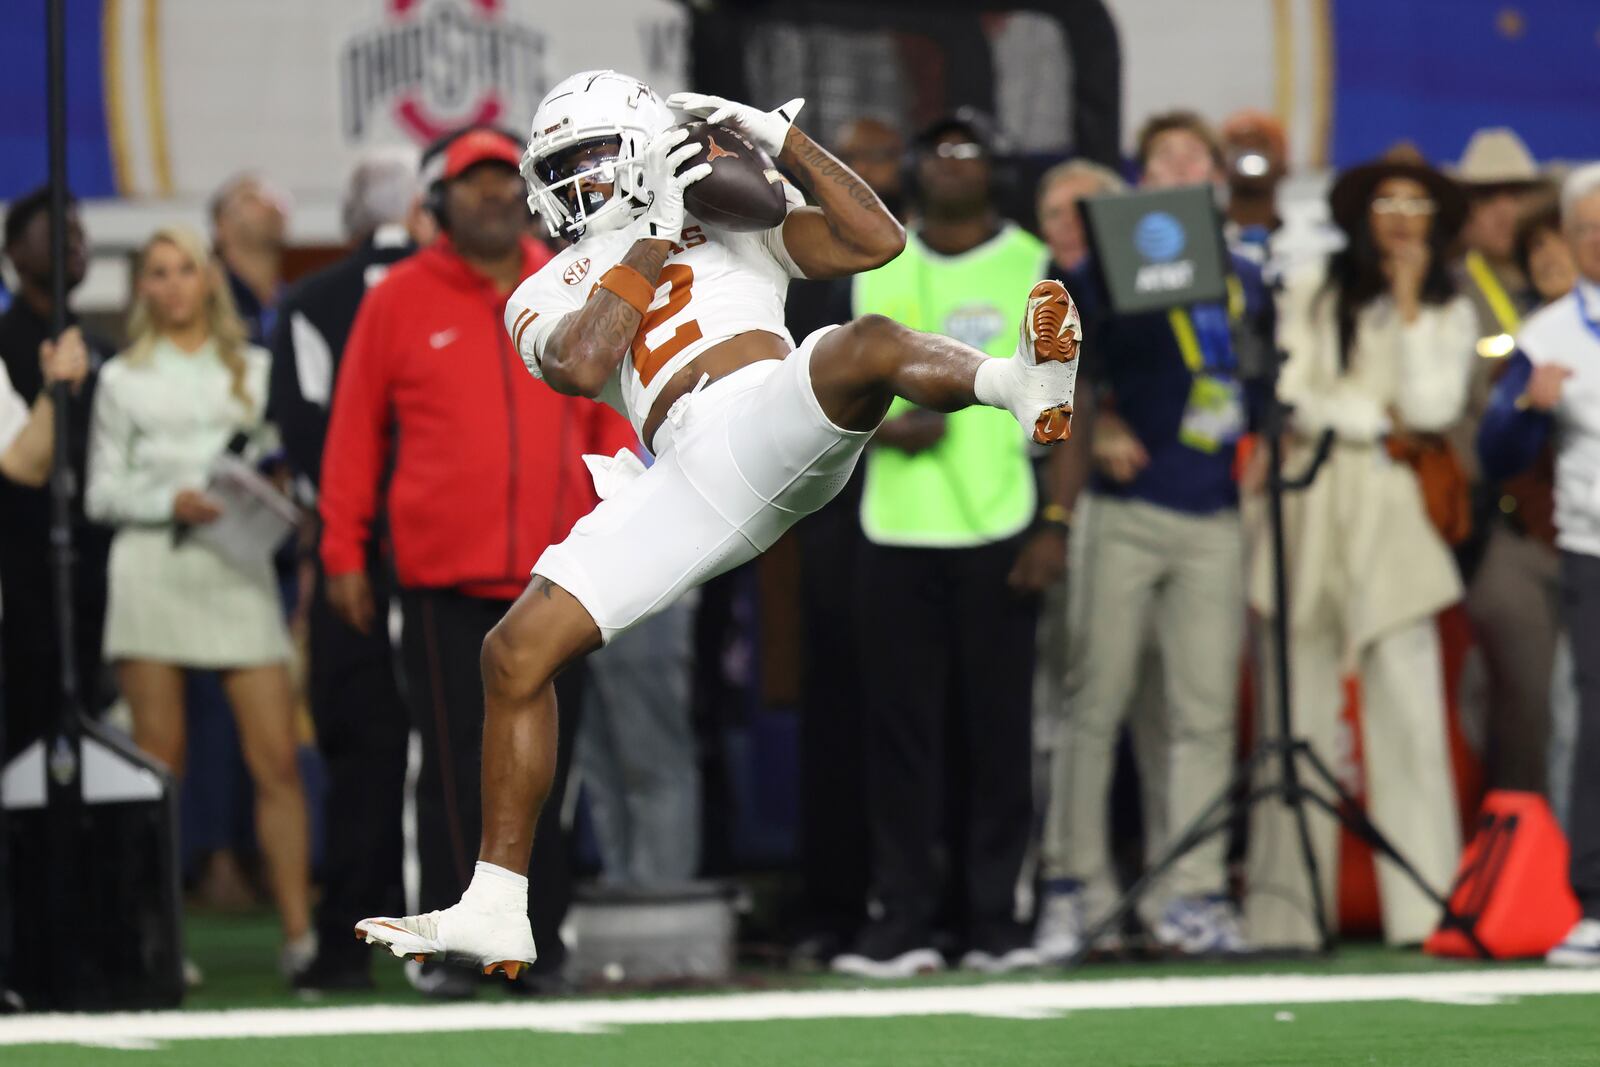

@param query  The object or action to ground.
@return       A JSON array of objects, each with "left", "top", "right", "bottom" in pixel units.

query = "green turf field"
[{"left": 5, "top": 912, "right": 1599, "bottom": 1065}]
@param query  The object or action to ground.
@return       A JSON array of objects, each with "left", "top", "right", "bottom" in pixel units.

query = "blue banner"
[
  {"left": 1331, "top": 0, "right": 1600, "bottom": 167},
  {"left": 0, "top": 0, "right": 116, "bottom": 199}
]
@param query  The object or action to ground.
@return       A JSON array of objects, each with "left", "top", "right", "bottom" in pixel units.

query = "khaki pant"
[
  {"left": 1246, "top": 613, "right": 1462, "bottom": 947},
  {"left": 1041, "top": 495, "right": 1243, "bottom": 922}
]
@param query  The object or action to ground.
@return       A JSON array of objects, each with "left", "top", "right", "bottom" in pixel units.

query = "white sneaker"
[
  {"left": 356, "top": 900, "right": 538, "bottom": 980},
  {"left": 279, "top": 931, "right": 318, "bottom": 982},
  {"left": 1034, "top": 882, "right": 1085, "bottom": 964},
  {"left": 978, "top": 279, "right": 1081, "bottom": 444},
  {"left": 1546, "top": 918, "right": 1600, "bottom": 967},
  {"left": 960, "top": 946, "right": 1043, "bottom": 974},
  {"left": 831, "top": 947, "right": 945, "bottom": 979},
  {"left": 1154, "top": 895, "right": 1248, "bottom": 956}
]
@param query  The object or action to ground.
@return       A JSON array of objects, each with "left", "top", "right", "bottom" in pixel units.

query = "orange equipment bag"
[{"left": 1424, "top": 790, "right": 1581, "bottom": 959}]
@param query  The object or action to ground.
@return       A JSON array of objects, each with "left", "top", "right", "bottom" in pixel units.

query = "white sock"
[
  {"left": 461, "top": 861, "right": 529, "bottom": 912},
  {"left": 972, "top": 356, "right": 1013, "bottom": 410}
]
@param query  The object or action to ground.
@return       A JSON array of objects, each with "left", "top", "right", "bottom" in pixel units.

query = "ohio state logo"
[
  {"left": 563, "top": 259, "right": 591, "bottom": 285},
  {"left": 341, "top": 0, "right": 547, "bottom": 142}
]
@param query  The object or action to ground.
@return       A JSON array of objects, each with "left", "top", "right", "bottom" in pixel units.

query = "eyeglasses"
[
  {"left": 1371, "top": 196, "right": 1437, "bottom": 217},
  {"left": 931, "top": 142, "right": 984, "bottom": 161}
]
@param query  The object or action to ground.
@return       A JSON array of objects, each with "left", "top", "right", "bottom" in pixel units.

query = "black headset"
[{"left": 418, "top": 125, "right": 525, "bottom": 231}]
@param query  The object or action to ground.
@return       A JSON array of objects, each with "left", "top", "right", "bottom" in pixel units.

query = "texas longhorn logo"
[
  {"left": 705, "top": 139, "right": 738, "bottom": 162},
  {"left": 341, "top": 0, "right": 548, "bottom": 142}
]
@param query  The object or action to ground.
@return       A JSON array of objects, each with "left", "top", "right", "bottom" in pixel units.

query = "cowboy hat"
[
  {"left": 1451, "top": 127, "right": 1544, "bottom": 188},
  {"left": 1328, "top": 155, "right": 1468, "bottom": 241}
]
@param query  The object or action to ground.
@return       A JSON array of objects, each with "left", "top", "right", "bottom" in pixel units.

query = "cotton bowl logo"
[
  {"left": 342, "top": 0, "right": 548, "bottom": 143},
  {"left": 944, "top": 304, "right": 1006, "bottom": 351},
  {"left": 1133, "top": 212, "right": 1186, "bottom": 263}
]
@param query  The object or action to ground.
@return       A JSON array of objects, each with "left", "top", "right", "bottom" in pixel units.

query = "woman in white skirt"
[{"left": 85, "top": 226, "right": 312, "bottom": 971}]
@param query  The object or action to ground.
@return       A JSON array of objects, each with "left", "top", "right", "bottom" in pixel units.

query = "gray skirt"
[{"left": 103, "top": 526, "right": 291, "bottom": 668}]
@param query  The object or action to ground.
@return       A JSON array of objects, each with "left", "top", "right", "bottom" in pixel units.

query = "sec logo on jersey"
[{"left": 563, "top": 259, "right": 592, "bottom": 285}]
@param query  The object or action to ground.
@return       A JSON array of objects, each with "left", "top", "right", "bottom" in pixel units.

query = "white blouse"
[
  {"left": 1249, "top": 269, "right": 1478, "bottom": 648},
  {"left": 86, "top": 338, "right": 273, "bottom": 526}
]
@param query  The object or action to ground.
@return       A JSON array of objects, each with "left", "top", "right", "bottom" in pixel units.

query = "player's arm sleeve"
[
  {"left": 318, "top": 293, "right": 394, "bottom": 578},
  {"left": 760, "top": 181, "right": 811, "bottom": 279},
  {"left": 506, "top": 267, "right": 587, "bottom": 381},
  {"left": 266, "top": 298, "right": 334, "bottom": 486}
]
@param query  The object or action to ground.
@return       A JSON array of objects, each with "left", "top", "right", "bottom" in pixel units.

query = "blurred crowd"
[{"left": 3, "top": 98, "right": 1600, "bottom": 1001}]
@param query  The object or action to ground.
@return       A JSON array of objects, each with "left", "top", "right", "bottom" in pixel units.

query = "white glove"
[
  {"left": 639, "top": 127, "right": 713, "bottom": 242},
  {"left": 665, "top": 92, "right": 805, "bottom": 157}
]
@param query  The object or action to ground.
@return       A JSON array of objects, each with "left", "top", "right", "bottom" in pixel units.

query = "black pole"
[
  {"left": 43, "top": 0, "right": 86, "bottom": 1009},
  {"left": 1265, "top": 407, "right": 1334, "bottom": 952}
]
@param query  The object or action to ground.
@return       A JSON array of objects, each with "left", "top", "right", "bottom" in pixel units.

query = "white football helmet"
[{"left": 522, "top": 70, "right": 675, "bottom": 241}]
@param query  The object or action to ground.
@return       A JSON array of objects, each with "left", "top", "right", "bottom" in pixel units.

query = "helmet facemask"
[
  {"left": 523, "top": 131, "right": 648, "bottom": 241},
  {"left": 522, "top": 71, "right": 675, "bottom": 242}
]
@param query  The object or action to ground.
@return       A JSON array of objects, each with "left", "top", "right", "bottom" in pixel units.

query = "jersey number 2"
[{"left": 632, "top": 264, "right": 702, "bottom": 386}]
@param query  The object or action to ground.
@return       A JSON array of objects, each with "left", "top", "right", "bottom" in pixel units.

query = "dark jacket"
[
  {"left": 1078, "top": 252, "right": 1273, "bottom": 515},
  {"left": 0, "top": 298, "right": 114, "bottom": 734},
  {"left": 267, "top": 226, "right": 416, "bottom": 487}
]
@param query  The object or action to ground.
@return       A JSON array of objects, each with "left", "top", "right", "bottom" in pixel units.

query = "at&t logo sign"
[{"left": 1133, "top": 211, "right": 1196, "bottom": 294}]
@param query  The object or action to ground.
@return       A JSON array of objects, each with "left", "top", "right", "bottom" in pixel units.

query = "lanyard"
[
  {"left": 1579, "top": 289, "right": 1600, "bottom": 346},
  {"left": 1167, "top": 274, "right": 1245, "bottom": 374},
  {"left": 1466, "top": 251, "right": 1522, "bottom": 335}
]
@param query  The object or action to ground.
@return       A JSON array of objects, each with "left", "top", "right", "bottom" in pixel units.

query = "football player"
[{"left": 356, "top": 69, "right": 1080, "bottom": 977}]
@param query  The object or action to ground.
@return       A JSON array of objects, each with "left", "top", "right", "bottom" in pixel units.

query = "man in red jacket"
[{"left": 319, "top": 126, "right": 633, "bottom": 997}]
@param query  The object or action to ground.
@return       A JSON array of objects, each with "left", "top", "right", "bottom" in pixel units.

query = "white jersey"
[{"left": 506, "top": 201, "right": 805, "bottom": 446}]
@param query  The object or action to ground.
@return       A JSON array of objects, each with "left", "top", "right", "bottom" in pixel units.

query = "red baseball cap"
[{"left": 424, "top": 128, "right": 522, "bottom": 185}]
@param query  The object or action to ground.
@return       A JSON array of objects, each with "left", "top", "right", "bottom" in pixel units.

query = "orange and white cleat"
[
  {"left": 975, "top": 279, "right": 1082, "bottom": 445},
  {"left": 355, "top": 902, "right": 537, "bottom": 981},
  {"left": 1018, "top": 279, "right": 1081, "bottom": 444}
]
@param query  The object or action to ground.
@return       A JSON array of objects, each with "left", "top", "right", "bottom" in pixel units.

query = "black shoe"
[
  {"left": 405, "top": 959, "right": 478, "bottom": 1000},
  {"left": 790, "top": 930, "right": 847, "bottom": 971},
  {"left": 830, "top": 918, "right": 945, "bottom": 979},
  {"left": 960, "top": 920, "right": 1043, "bottom": 974},
  {"left": 291, "top": 954, "right": 377, "bottom": 993},
  {"left": 503, "top": 967, "right": 574, "bottom": 997}
]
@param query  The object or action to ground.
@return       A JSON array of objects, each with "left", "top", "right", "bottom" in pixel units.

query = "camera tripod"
[{"left": 1067, "top": 386, "right": 1486, "bottom": 963}]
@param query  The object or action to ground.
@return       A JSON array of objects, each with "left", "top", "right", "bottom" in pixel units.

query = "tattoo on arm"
[
  {"left": 531, "top": 576, "right": 555, "bottom": 600},
  {"left": 546, "top": 237, "right": 672, "bottom": 391},
  {"left": 785, "top": 133, "right": 882, "bottom": 214},
  {"left": 777, "top": 127, "right": 903, "bottom": 274}
]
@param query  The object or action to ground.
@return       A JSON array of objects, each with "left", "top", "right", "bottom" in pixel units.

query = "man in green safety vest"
[{"left": 831, "top": 115, "right": 1070, "bottom": 980}]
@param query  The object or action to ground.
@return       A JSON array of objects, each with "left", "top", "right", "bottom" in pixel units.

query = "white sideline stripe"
[{"left": 4, "top": 969, "right": 1600, "bottom": 1046}]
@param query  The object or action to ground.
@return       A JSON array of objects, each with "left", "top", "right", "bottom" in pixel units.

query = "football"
[{"left": 678, "top": 120, "right": 789, "bottom": 232}]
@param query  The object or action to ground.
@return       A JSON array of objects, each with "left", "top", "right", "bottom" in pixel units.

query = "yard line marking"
[{"left": 4, "top": 969, "right": 1600, "bottom": 1047}]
